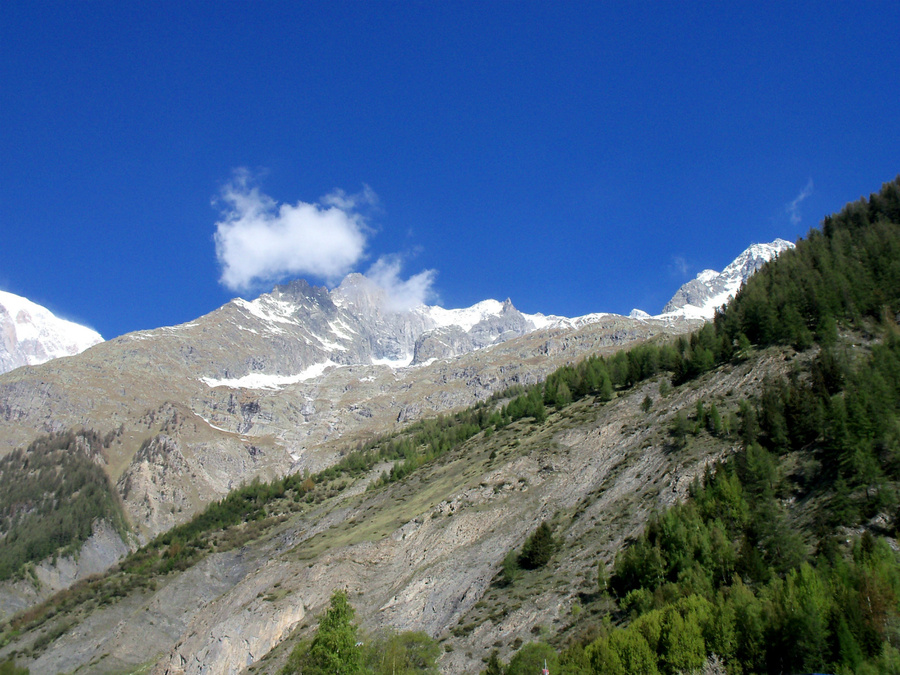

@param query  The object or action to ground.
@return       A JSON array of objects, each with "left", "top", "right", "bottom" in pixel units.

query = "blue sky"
[{"left": 2, "top": 2, "right": 898, "bottom": 339}]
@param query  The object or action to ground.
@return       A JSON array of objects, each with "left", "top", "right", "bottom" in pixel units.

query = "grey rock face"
[
  {"left": 663, "top": 273, "right": 729, "bottom": 314},
  {"left": 661, "top": 239, "right": 795, "bottom": 317},
  {"left": 411, "top": 300, "right": 533, "bottom": 364}
]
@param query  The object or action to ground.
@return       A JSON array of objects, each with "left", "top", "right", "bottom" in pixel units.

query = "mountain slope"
[
  {"left": 0, "top": 235, "right": 795, "bottom": 660},
  {"left": 0, "top": 225, "right": 847, "bottom": 675},
  {"left": 3, "top": 343, "right": 789, "bottom": 675},
  {"left": 0, "top": 283, "right": 700, "bottom": 543},
  {"left": 0, "top": 290, "right": 102, "bottom": 374}
]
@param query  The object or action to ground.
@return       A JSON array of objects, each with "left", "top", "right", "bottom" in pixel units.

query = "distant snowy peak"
[
  {"left": 424, "top": 299, "right": 613, "bottom": 333},
  {"left": 216, "top": 276, "right": 592, "bottom": 386},
  {"left": 659, "top": 238, "right": 794, "bottom": 319},
  {"left": 0, "top": 290, "right": 103, "bottom": 374},
  {"left": 720, "top": 239, "right": 795, "bottom": 281}
]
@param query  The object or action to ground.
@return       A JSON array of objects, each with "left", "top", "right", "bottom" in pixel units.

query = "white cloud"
[
  {"left": 321, "top": 184, "right": 379, "bottom": 211},
  {"left": 670, "top": 255, "right": 691, "bottom": 278},
  {"left": 214, "top": 171, "right": 373, "bottom": 291},
  {"left": 787, "top": 178, "right": 814, "bottom": 226},
  {"left": 365, "top": 255, "right": 437, "bottom": 312}
]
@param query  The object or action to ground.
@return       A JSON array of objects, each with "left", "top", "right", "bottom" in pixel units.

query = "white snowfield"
[
  {"left": 420, "top": 299, "right": 605, "bottom": 332},
  {"left": 422, "top": 299, "right": 507, "bottom": 332},
  {"left": 200, "top": 360, "right": 338, "bottom": 390},
  {"left": 371, "top": 355, "right": 415, "bottom": 368},
  {"left": 0, "top": 289, "right": 103, "bottom": 373}
]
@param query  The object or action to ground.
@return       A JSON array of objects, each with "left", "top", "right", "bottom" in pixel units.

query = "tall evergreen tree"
[
  {"left": 519, "top": 522, "right": 557, "bottom": 570},
  {"left": 284, "top": 589, "right": 363, "bottom": 675}
]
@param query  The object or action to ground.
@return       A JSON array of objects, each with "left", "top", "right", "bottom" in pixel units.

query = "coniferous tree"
[
  {"left": 506, "top": 642, "right": 559, "bottom": 675},
  {"left": 670, "top": 412, "right": 689, "bottom": 448},
  {"left": 519, "top": 522, "right": 557, "bottom": 570},
  {"left": 481, "top": 650, "right": 505, "bottom": 675},
  {"left": 707, "top": 402, "right": 723, "bottom": 436},
  {"left": 284, "top": 589, "right": 363, "bottom": 675}
]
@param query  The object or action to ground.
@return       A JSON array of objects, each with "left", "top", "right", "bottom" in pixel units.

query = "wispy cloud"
[
  {"left": 786, "top": 178, "right": 814, "bottom": 226},
  {"left": 670, "top": 255, "right": 691, "bottom": 278},
  {"left": 214, "top": 170, "right": 373, "bottom": 292},
  {"left": 365, "top": 255, "right": 437, "bottom": 311},
  {"left": 321, "top": 185, "right": 379, "bottom": 212}
]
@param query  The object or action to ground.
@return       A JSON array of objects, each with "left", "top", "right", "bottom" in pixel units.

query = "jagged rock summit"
[
  {"left": 654, "top": 238, "right": 795, "bottom": 319},
  {"left": 0, "top": 289, "right": 103, "bottom": 374},
  {"left": 204, "top": 273, "right": 567, "bottom": 384}
]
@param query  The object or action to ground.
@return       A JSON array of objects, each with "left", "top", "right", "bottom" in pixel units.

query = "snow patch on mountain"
[
  {"left": 521, "top": 312, "right": 559, "bottom": 330},
  {"left": 548, "top": 313, "right": 615, "bottom": 330},
  {"left": 200, "top": 360, "right": 337, "bottom": 390},
  {"left": 328, "top": 320, "right": 355, "bottom": 340},
  {"left": 311, "top": 334, "right": 347, "bottom": 351},
  {"left": 235, "top": 297, "right": 299, "bottom": 325},
  {"left": 372, "top": 354, "right": 415, "bottom": 368},
  {"left": 0, "top": 290, "right": 103, "bottom": 374}
]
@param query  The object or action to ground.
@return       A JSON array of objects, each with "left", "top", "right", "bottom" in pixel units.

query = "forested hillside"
[
  {"left": 0, "top": 431, "right": 128, "bottom": 582},
  {"left": 475, "top": 178, "right": 900, "bottom": 674}
]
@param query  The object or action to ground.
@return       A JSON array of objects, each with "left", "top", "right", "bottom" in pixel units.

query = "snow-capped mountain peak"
[
  {"left": 657, "top": 238, "right": 794, "bottom": 319},
  {"left": 720, "top": 239, "right": 794, "bottom": 281},
  {"left": 0, "top": 289, "right": 103, "bottom": 374}
]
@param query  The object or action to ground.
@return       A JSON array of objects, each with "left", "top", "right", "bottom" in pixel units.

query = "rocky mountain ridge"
[
  {"left": 0, "top": 240, "right": 787, "bottom": 539},
  {"left": 0, "top": 237, "right": 787, "bottom": 380}
]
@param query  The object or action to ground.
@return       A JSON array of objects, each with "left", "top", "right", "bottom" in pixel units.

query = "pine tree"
[
  {"left": 481, "top": 650, "right": 505, "bottom": 675},
  {"left": 707, "top": 403, "right": 723, "bottom": 436},
  {"left": 671, "top": 412, "right": 689, "bottom": 448},
  {"left": 519, "top": 522, "right": 557, "bottom": 570},
  {"left": 297, "top": 589, "right": 363, "bottom": 675}
]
